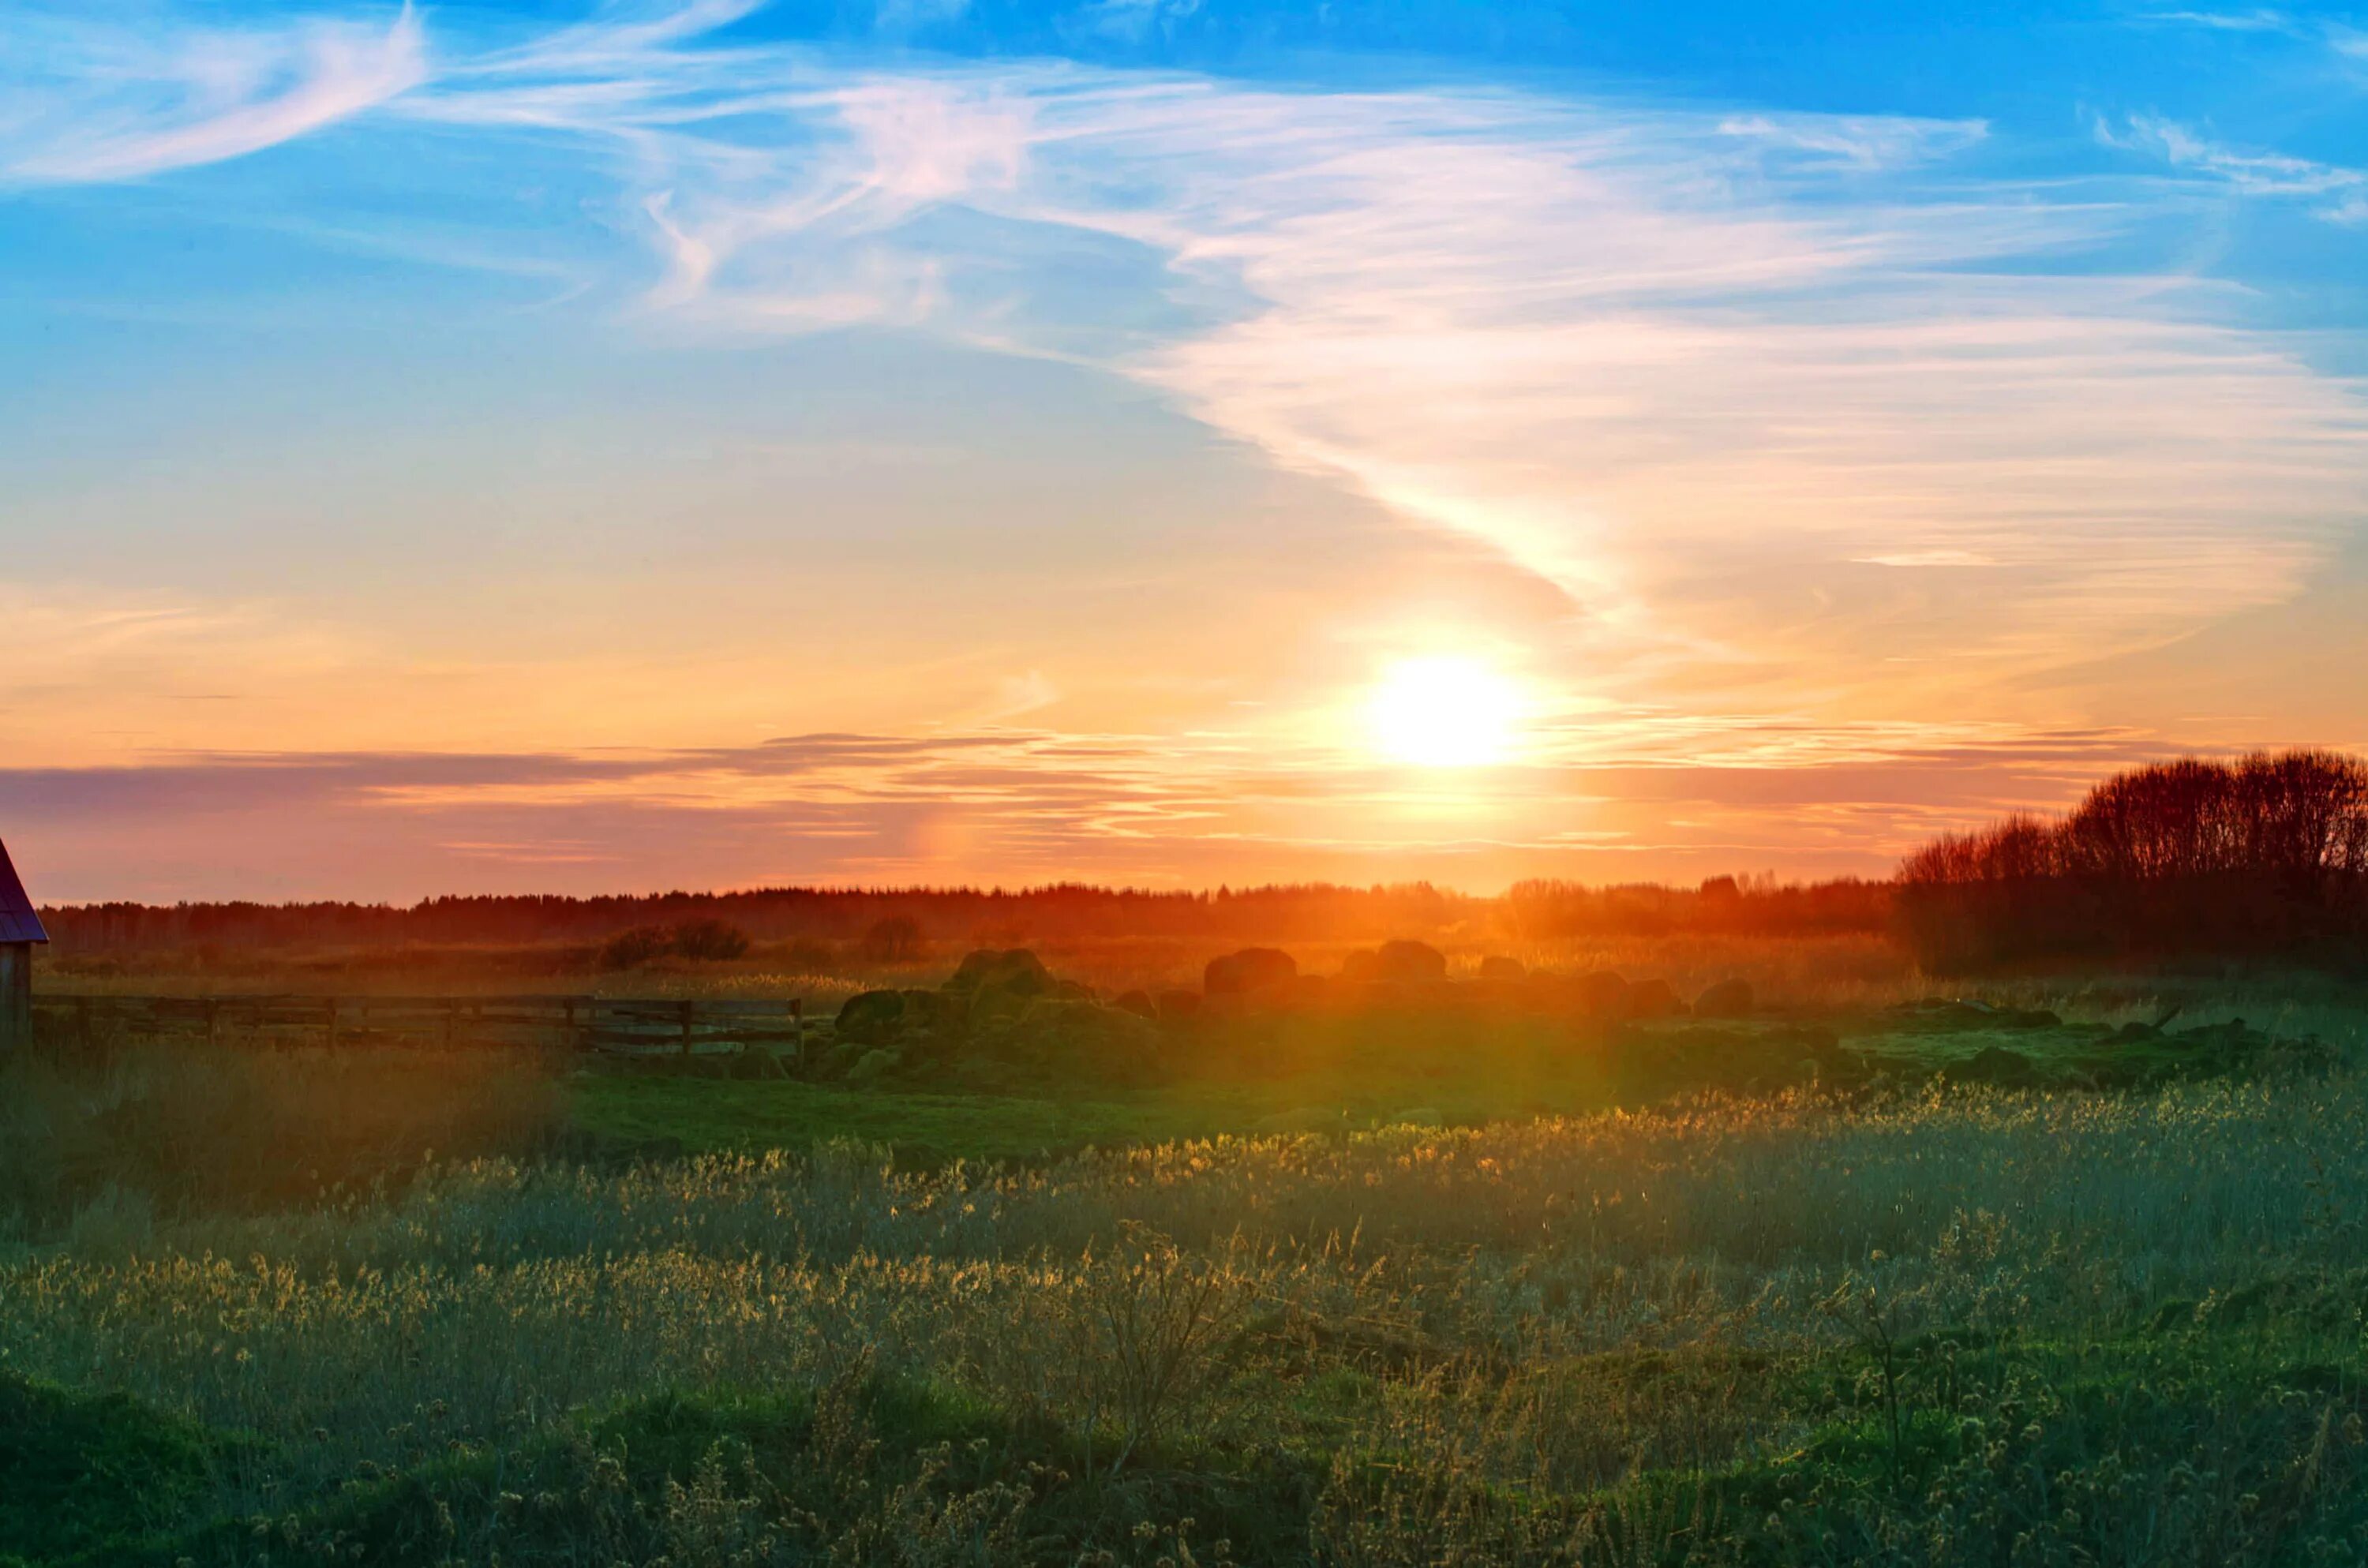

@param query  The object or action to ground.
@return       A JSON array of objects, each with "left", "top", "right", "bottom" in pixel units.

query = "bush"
[
  {"left": 835, "top": 990, "right": 907, "bottom": 1045},
  {"left": 600, "top": 921, "right": 750, "bottom": 968},
  {"left": 1694, "top": 978, "right": 1755, "bottom": 1016},
  {"left": 672, "top": 919, "right": 751, "bottom": 963},
  {"left": 1203, "top": 948, "right": 1297, "bottom": 995},
  {"left": 1373, "top": 940, "right": 1448, "bottom": 984},
  {"left": 946, "top": 949, "right": 1053, "bottom": 997},
  {"left": 599, "top": 925, "right": 675, "bottom": 971}
]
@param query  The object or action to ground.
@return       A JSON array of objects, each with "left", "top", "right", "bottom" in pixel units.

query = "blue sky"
[{"left": 1, "top": 0, "right": 2364, "bottom": 900}]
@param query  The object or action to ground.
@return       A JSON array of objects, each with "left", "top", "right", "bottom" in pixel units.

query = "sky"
[{"left": 2, "top": 0, "right": 2366, "bottom": 902}]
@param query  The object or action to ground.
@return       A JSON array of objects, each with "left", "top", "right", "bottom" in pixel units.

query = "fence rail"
[{"left": 30, "top": 993, "right": 808, "bottom": 1060}]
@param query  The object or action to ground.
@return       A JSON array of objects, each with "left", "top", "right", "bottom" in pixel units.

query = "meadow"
[{"left": 6, "top": 941, "right": 2368, "bottom": 1566}]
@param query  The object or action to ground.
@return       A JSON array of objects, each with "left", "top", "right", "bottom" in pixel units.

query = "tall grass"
[
  {"left": 8, "top": 1067, "right": 2368, "bottom": 1561},
  {"left": 0, "top": 1041, "right": 564, "bottom": 1246}
]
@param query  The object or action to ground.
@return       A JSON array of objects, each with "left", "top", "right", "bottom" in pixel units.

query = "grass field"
[
  {"left": 575, "top": 984, "right": 2368, "bottom": 1167},
  {"left": 6, "top": 968, "right": 2368, "bottom": 1565}
]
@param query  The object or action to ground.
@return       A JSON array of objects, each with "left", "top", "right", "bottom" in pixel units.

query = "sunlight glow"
[{"left": 1367, "top": 657, "right": 1524, "bottom": 769}]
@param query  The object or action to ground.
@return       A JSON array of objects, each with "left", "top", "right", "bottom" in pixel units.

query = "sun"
[{"left": 1366, "top": 656, "right": 1524, "bottom": 768}]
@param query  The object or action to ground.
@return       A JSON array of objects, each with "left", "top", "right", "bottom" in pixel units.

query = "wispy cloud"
[
  {"left": 376, "top": 23, "right": 2368, "bottom": 718},
  {"left": 2, "top": 3, "right": 426, "bottom": 183},
  {"left": 1066, "top": 0, "right": 1205, "bottom": 47},
  {"left": 24, "top": 4, "right": 2368, "bottom": 713},
  {"left": 0, "top": 722, "right": 2186, "bottom": 900},
  {"left": 2096, "top": 111, "right": 2368, "bottom": 219},
  {"left": 0, "top": 582, "right": 357, "bottom": 697},
  {"left": 2138, "top": 9, "right": 2299, "bottom": 32},
  {"left": 1715, "top": 113, "right": 1988, "bottom": 170},
  {"left": 874, "top": 0, "right": 973, "bottom": 33},
  {"left": 2140, "top": 7, "right": 2368, "bottom": 72}
]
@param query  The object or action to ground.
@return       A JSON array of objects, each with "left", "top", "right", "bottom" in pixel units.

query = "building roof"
[{"left": 0, "top": 838, "right": 48, "bottom": 945}]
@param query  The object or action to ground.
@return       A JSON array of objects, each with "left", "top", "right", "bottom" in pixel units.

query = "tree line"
[
  {"left": 1898, "top": 750, "right": 2368, "bottom": 970},
  {"left": 48, "top": 751, "right": 2363, "bottom": 971},
  {"left": 39, "top": 875, "right": 1895, "bottom": 956}
]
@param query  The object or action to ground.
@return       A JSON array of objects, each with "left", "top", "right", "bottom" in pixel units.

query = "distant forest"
[
  {"left": 1901, "top": 750, "right": 2368, "bottom": 971},
  {"left": 39, "top": 876, "right": 1894, "bottom": 956},
  {"left": 39, "top": 750, "right": 2368, "bottom": 972}
]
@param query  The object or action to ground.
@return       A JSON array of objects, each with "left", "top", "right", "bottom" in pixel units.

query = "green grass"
[
  {"left": 0, "top": 1371, "right": 223, "bottom": 1566},
  {"left": 571, "top": 1074, "right": 1593, "bottom": 1167},
  {"left": 572, "top": 1075, "right": 1230, "bottom": 1166},
  {"left": 19, "top": 1284, "right": 2365, "bottom": 1565},
  {"left": 570, "top": 1002, "right": 2332, "bottom": 1166},
  {"left": 571, "top": 1042, "right": 1651, "bottom": 1166},
  {"left": 11, "top": 985, "right": 2368, "bottom": 1565}
]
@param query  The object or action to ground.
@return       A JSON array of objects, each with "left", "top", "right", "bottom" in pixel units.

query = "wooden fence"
[{"left": 30, "top": 994, "right": 808, "bottom": 1060}]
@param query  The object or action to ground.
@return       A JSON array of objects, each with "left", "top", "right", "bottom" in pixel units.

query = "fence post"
[
  {"left": 325, "top": 996, "right": 339, "bottom": 1051},
  {"left": 680, "top": 998, "right": 695, "bottom": 1057}
]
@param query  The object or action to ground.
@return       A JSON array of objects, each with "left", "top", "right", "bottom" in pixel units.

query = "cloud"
[
  {"left": 0, "top": 723, "right": 2185, "bottom": 900},
  {"left": 1716, "top": 113, "right": 1988, "bottom": 170},
  {"left": 2095, "top": 112, "right": 2368, "bottom": 223},
  {"left": 1067, "top": 0, "right": 1205, "bottom": 46},
  {"left": 2138, "top": 9, "right": 2298, "bottom": 32},
  {"left": 2141, "top": 9, "right": 2368, "bottom": 77},
  {"left": 2096, "top": 112, "right": 2365, "bottom": 195},
  {"left": 1853, "top": 550, "right": 1998, "bottom": 569},
  {"left": 23, "top": 3, "right": 2367, "bottom": 742},
  {"left": 2, "top": 4, "right": 426, "bottom": 183},
  {"left": 875, "top": 0, "right": 973, "bottom": 33},
  {"left": 0, "top": 582, "right": 360, "bottom": 705},
  {"left": 1014, "top": 88, "right": 2362, "bottom": 694},
  {"left": 978, "top": 671, "right": 1062, "bottom": 721},
  {"left": 387, "top": 35, "right": 2368, "bottom": 717}
]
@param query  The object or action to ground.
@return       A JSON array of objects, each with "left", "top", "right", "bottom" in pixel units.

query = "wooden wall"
[{"left": 0, "top": 944, "right": 28, "bottom": 1053}]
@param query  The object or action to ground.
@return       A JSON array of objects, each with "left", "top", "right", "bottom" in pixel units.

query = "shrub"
[
  {"left": 600, "top": 921, "right": 750, "bottom": 968},
  {"left": 1694, "top": 977, "right": 1755, "bottom": 1016},
  {"left": 599, "top": 925, "right": 675, "bottom": 971},
  {"left": 672, "top": 919, "right": 751, "bottom": 963},
  {"left": 836, "top": 990, "right": 907, "bottom": 1045},
  {"left": 1373, "top": 940, "right": 1448, "bottom": 984},
  {"left": 1203, "top": 948, "right": 1297, "bottom": 995}
]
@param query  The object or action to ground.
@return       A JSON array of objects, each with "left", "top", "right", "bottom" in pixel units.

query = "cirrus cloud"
[{"left": 2, "top": 2, "right": 426, "bottom": 184}]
